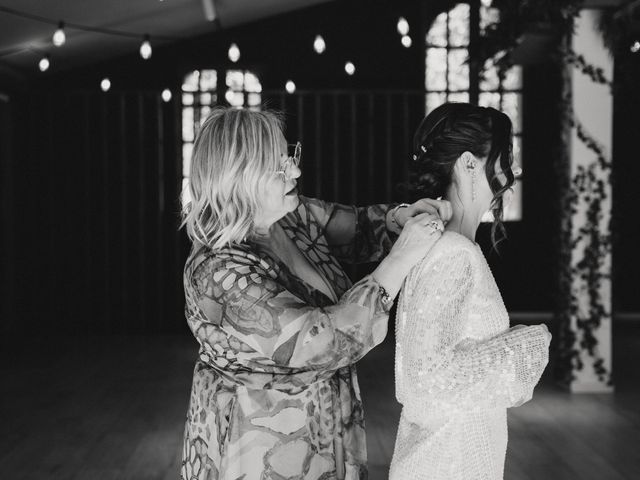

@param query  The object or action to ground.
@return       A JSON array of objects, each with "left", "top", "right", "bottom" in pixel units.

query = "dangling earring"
[{"left": 465, "top": 155, "right": 477, "bottom": 201}]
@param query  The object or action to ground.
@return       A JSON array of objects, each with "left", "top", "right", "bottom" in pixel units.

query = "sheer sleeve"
[
  {"left": 186, "top": 250, "right": 390, "bottom": 383},
  {"left": 302, "top": 196, "right": 397, "bottom": 264},
  {"left": 399, "top": 249, "right": 549, "bottom": 418}
]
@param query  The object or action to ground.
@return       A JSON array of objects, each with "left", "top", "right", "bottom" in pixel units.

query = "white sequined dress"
[{"left": 390, "top": 231, "right": 549, "bottom": 480}]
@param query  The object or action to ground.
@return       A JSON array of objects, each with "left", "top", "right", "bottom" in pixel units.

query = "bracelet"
[
  {"left": 389, "top": 203, "right": 410, "bottom": 231},
  {"left": 378, "top": 284, "right": 393, "bottom": 308}
]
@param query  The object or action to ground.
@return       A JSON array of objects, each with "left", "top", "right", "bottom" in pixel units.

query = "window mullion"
[{"left": 468, "top": 0, "right": 480, "bottom": 105}]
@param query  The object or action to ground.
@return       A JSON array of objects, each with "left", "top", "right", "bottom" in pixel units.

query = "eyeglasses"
[{"left": 275, "top": 141, "right": 302, "bottom": 180}]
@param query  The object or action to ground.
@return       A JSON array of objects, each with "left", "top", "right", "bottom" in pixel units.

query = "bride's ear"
[{"left": 453, "top": 151, "right": 478, "bottom": 180}]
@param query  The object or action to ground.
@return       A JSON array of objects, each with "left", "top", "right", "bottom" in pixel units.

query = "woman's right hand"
[
  {"left": 390, "top": 211, "right": 444, "bottom": 267},
  {"left": 373, "top": 212, "right": 444, "bottom": 298}
]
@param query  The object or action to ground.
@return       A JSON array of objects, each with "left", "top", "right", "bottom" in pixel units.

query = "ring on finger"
[{"left": 427, "top": 220, "right": 443, "bottom": 232}]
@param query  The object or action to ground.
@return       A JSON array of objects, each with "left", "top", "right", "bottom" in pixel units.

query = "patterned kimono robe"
[{"left": 181, "top": 196, "right": 397, "bottom": 480}]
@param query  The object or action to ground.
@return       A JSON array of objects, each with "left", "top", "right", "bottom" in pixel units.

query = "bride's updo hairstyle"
[{"left": 406, "top": 102, "right": 515, "bottom": 247}]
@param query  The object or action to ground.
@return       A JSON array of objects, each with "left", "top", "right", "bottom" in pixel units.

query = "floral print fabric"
[{"left": 181, "top": 196, "right": 396, "bottom": 480}]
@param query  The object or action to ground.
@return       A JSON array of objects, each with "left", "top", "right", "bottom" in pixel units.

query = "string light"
[
  {"left": 140, "top": 34, "right": 152, "bottom": 59},
  {"left": 100, "top": 78, "right": 111, "bottom": 92},
  {"left": 397, "top": 17, "right": 409, "bottom": 36},
  {"left": 401, "top": 35, "right": 412, "bottom": 48},
  {"left": 38, "top": 54, "right": 50, "bottom": 72},
  {"left": 313, "top": 35, "right": 326, "bottom": 54},
  {"left": 228, "top": 43, "right": 240, "bottom": 62},
  {"left": 53, "top": 21, "right": 66, "bottom": 47},
  {"left": 162, "top": 89, "right": 172, "bottom": 102},
  {"left": 631, "top": 41, "right": 640, "bottom": 53},
  {"left": 224, "top": 89, "right": 235, "bottom": 103},
  {"left": 345, "top": 61, "right": 355, "bottom": 75},
  {"left": 285, "top": 80, "right": 296, "bottom": 93}
]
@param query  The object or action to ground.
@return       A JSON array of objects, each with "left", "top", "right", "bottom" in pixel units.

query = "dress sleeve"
[
  {"left": 303, "top": 196, "right": 397, "bottom": 264},
  {"left": 400, "top": 249, "right": 549, "bottom": 416},
  {"left": 187, "top": 251, "right": 390, "bottom": 379}
]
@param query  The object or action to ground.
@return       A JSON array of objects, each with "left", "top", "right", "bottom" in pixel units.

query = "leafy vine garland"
[
  {"left": 474, "top": 1, "right": 620, "bottom": 387},
  {"left": 555, "top": 58, "right": 613, "bottom": 386},
  {"left": 561, "top": 47, "right": 614, "bottom": 90}
]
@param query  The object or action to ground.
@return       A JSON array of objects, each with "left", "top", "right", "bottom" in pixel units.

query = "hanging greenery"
[
  {"left": 561, "top": 47, "right": 614, "bottom": 89},
  {"left": 471, "top": 0, "right": 625, "bottom": 388},
  {"left": 555, "top": 83, "right": 613, "bottom": 386},
  {"left": 472, "top": 0, "right": 584, "bottom": 72}
]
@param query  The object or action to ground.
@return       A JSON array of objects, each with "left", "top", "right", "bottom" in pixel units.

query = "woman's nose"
[{"left": 290, "top": 164, "right": 302, "bottom": 179}]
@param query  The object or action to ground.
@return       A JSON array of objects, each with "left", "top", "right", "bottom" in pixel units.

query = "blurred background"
[{"left": 0, "top": 0, "right": 639, "bottom": 479}]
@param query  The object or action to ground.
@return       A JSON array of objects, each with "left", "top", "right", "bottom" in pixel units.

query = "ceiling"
[{"left": 0, "top": 0, "right": 332, "bottom": 82}]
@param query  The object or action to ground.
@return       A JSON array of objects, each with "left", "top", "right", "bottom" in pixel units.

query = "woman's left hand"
[{"left": 394, "top": 198, "right": 453, "bottom": 229}]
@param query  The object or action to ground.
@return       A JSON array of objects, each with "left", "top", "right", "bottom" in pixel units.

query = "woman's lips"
[{"left": 286, "top": 185, "right": 298, "bottom": 195}]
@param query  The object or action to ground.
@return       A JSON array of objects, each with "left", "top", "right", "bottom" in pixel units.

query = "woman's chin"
[{"left": 286, "top": 192, "right": 300, "bottom": 208}]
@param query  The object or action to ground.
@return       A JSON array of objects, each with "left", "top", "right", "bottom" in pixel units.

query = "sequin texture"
[{"left": 391, "top": 231, "right": 549, "bottom": 480}]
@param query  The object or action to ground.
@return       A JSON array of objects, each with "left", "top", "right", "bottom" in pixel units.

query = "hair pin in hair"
[{"left": 412, "top": 144, "right": 428, "bottom": 161}]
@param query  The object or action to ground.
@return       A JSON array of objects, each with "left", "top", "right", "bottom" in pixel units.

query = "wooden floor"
[{"left": 1, "top": 321, "right": 639, "bottom": 480}]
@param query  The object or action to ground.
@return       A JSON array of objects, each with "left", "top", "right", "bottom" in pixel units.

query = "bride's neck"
[
  {"left": 444, "top": 203, "right": 481, "bottom": 243},
  {"left": 446, "top": 216, "right": 476, "bottom": 241}
]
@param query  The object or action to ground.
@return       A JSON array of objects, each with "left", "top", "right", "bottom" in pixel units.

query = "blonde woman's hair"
[{"left": 181, "top": 107, "right": 285, "bottom": 249}]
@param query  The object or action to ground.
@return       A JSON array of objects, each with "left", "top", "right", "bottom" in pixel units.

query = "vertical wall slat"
[
  {"left": 332, "top": 94, "right": 340, "bottom": 201},
  {"left": 367, "top": 93, "right": 375, "bottom": 202},
  {"left": 173, "top": 98, "right": 186, "bottom": 330},
  {"left": 119, "top": 94, "right": 128, "bottom": 332},
  {"left": 314, "top": 95, "right": 322, "bottom": 195},
  {"left": 82, "top": 94, "right": 93, "bottom": 335},
  {"left": 100, "top": 95, "right": 111, "bottom": 332},
  {"left": 296, "top": 95, "right": 304, "bottom": 147},
  {"left": 137, "top": 94, "right": 146, "bottom": 331},
  {"left": 402, "top": 93, "right": 411, "bottom": 188},
  {"left": 385, "top": 95, "right": 393, "bottom": 200},
  {"left": 0, "top": 96, "right": 15, "bottom": 331},
  {"left": 157, "top": 96, "right": 166, "bottom": 330},
  {"left": 349, "top": 95, "right": 357, "bottom": 203}
]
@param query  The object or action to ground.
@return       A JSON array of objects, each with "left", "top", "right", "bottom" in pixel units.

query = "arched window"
[
  {"left": 425, "top": 2, "right": 523, "bottom": 221},
  {"left": 181, "top": 68, "right": 262, "bottom": 205},
  {"left": 224, "top": 70, "right": 262, "bottom": 109}
]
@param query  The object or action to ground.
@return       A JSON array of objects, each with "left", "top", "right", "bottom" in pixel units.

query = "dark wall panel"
[
  {"left": 7, "top": 92, "right": 185, "bottom": 335},
  {"left": 0, "top": 95, "right": 15, "bottom": 330}
]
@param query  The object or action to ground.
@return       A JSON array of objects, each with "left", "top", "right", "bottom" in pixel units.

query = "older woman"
[{"left": 180, "top": 107, "right": 450, "bottom": 480}]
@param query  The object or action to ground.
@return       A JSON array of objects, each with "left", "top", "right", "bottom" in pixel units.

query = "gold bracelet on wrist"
[
  {"left": 390, "top": 203, "right": 410, "bottom": 231},
  {"left": 378, "top": 284, "right": 393, "bottom": 308}
]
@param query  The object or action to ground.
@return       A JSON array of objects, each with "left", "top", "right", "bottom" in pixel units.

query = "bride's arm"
[{"left": 401, "top": 249, "right": 550, "bottom": 415}]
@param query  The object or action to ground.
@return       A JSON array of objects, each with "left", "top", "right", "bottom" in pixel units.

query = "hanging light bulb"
[
  {"left": 345, "top": 61, "right": 355, "bottom": 76},
  {"left": 140, "top": 35, "right": 152, "bottom": 60},
  {"left": 631, "top": 41, "right": 640, "bottom": 53},
  {"left": 161, "top": 89, "right": 172, "bottom": 102},
  {"left": 285, "top": 80, "right": 296, "bottom": 94},
  {"left": 401, "top": 35, "right": 412, "bottom": 48},
  {"left": 38, "top": 55, "right": 50, "bottom": 72},
  {"left": 53, "top": 21, "right": 66, "bottom": 47},
  {"left": 313, "top": 35, "right": 326, "bottom": 54},
  {"left": 397, "top": 17, "right": 409, "bottom": 36},
  {"left": 228, "top": 43, "right": 240, "bottom": 63},
  {"left": 101, "top": 78, "right": 111, "bottom": 92}
]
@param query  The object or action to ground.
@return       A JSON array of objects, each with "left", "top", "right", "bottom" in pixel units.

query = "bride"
[{"left": 390, "top": 103, "right": 551, "bottom": 480}]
